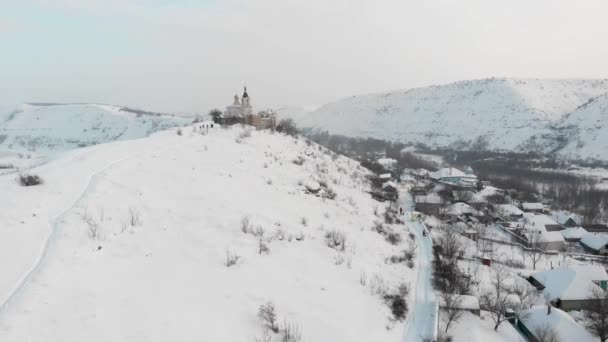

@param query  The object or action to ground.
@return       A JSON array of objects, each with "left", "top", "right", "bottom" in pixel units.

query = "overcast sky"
[{"left": 1, "top": 0, "right": 607, "bottom": 113}]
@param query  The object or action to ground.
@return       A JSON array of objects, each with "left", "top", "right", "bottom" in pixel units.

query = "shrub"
[
  {"left": 276, "top": 118, "right": 298, "bottom": 136},
  {"left": 241, "top": 215, "right": 251, "bottom": 234},
  {"left": 292, "top": 156, "right": 305, "bottom": 165},
  {"left": 386, "top": 232, "right": 402, "bottom": 245},
  {"left": 192, "top": 113, "right": 204, "bottom": 123},
  {"left": 384, "top": 294, "right": 408, "bottom": 321},
  {"left": 176, "top": 128, "right": 183, "bottom": 136},
  {"left": 281, "top": 320, "right": 302, "bottom": 342},
  {"left": 324, "top": 187, "right": 337, "bottom": 200},
  {"left": 128, "top": 207, "right": 143, "bottom": 226},
  {"left": 18, "top": 173, "right": 43, "bottom": 186},
  {"left": 258, "top": 302, "right": 279, "bottom": 333},
  {"left": 300, "top": 217, "right": 308, "bottom": 227},
  {"left": 225, "top": 250, "right": 240, "bottom": 267},
  {"left": 325, "top": 230, "right": 346, "bottom": 251}
]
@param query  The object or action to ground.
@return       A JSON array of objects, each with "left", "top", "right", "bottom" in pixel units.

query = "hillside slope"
[
  {"left": 0, "top": 126, "right": 415, "bottom": 341},
  {"left": 284, "top": 78, "right": 608, "bottom": 160},
  {"left": 0, "top": 103, "right": 189, "bottom": 170}
]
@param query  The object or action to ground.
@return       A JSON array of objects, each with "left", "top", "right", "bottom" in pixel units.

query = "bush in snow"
[
  {"left": 254, "top": 329, "right": 272, "bottom": 342},
  {"left": 281, "top": 320, "right": 302, "bottom": 342},
  {"left": 300, "top": 217, "right": 308, "bottom": 227},
  {"left": 324, "top": 187, "right": 337, "bottom": 200},
  {"left": 292, "top": 156, "right": 305, "bottom": 165},
  {"left": 128, "top": 207, "right": 143, "bottom": 226},
  {"left": 275, "top": 118, "right": 298, "bottom": 136},
  {"left": 385, "top": 232, "right": 401, "bottom": 245},
  {"left": 176, "top": 128, "right": 183, "bottom": 135},
  {"left": 383, "top": 293, "right": 408, "bottom": 321},
  {"left": 258, "top": 302, "right": 279, "bottom": 333},
  {"left": 241, "top": 215, "right": 251, "bottom": 234},
  {"left": 325, "top": 230, "right": 346, "bottom": 251},
  {"left": 225, "top": 250, "right": 240, "bottom": 267},
  {"left": 18, "top": 173, "right": 43, "bottom": 186}
]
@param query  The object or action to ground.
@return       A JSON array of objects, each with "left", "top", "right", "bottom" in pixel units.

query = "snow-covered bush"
[
  {"left": 225, "top": 250, "right": 240, "bottom": 267},
  {"left": 258, "top": 302, "right": 279, "bottom": 333},
  {"left": 325, "top": 230, "right": 346, "bottom": 251},
  {"left": 281, "top": 320, "right": 302, "bottom": 342},
  {"left": 128, "top": 207, "right": 143, "bottom": 226},
  {"left": 241, "top": 215, "right": 251, "bottom": 234},
  {"left": 18, "top": 173, "right": 43, "bottom": 186}
]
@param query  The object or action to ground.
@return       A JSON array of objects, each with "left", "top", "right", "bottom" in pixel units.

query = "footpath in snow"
[{"left": 401, "top": 192, "right": 438, "bottom": 342}]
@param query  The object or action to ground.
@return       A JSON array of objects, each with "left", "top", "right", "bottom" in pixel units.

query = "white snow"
[{"left": 0, "top": 126, "right": 416, "bottom": 342}]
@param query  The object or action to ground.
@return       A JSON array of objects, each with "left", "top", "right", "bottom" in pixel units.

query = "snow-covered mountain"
[
  {"left": 0, "top": 103, "right": 189, "bottom": 170},
  {"left": 0, "top": 126, "right": 415, "bottom": 341},
  {"left": 282, "top": 78, "right": 608, "bottom": 161}
]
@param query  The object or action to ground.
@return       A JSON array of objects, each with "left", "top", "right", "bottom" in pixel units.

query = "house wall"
[
  {"left": 557, "top": 299, "right": 599, "bottom": 311},
  {"left": 415, "top": 203, "right": 441, "bottom": 215}
]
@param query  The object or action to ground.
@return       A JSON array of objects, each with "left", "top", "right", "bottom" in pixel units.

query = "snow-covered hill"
[
  {"left": 0, "top": 126, "right": 416, "bottom": 341},
  {"left": 0, "top": 103, "right": 189, "bottom": 171},
  {"left": 283, "top": 78, "right": 608, "bottom": 161}
]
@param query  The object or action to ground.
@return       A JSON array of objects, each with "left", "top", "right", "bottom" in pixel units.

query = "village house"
[
  {"left": 550, "top": 211, "right": 581, "bottom": 228},
  {"left": 222, "top": 86, "right": 277, "bottom": 129},
  {"left": 521, "top": 213, "right": 565, "bottom": 232},
  {"left": 492, "top": 204, "right": 524, "bottom": 220},
  {"left": 580, "top": 234, "right": 608, "bottom": 255},
  {"left": 430, "top": 167, "right": 477, "bottom": 188},
  {"left": 521, "top": 202, "right": 545, "bottom": 213},
  {"left": 560, "top": 227, "right": 588, "bottom": 242},
  {"left": 513, "top": 306, "right": 595, "bottom": 342},
  {"left": 528, "top": 265, "right": 608, "bottom": 311},
  {"left": 414, "top": 193, "right": 442, "bottom": 216}
]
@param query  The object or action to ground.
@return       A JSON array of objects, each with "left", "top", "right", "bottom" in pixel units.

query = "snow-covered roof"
[
  {"left": 415, "top": 193, "right": 442, "bottom": 204},
  {"left": 379, "top": 173, "right": 391, "bottom": 179},
  {"left": 377, "top": 158, "right": 397, "bottom": 168},
  {"left": 494, "top": 204, "right": 523, "bottom": 217},
  {"left": 550, "top": 211, "right": 581, "bottom": 226},
  {"left": 522, "top": 202, "right": 544, "bottom": 210},
  {"left": 580, "top": 233, "right": 608, "bottom": 251},
  {"left": 560, "top": 227, "right": 588, "bottom": 240},
  {"left": 446, "top": 202, "right": 480, "bottom": 216},
  {"left": 381, "top": 181, "right": 397, "bottom": 190},
  {"left": 520, "top": 306, "right": 595, "bottom": 342},
  {"left": 521, "top": 213, "right": 561, "bottom": 232},
  {"left": 471, "top": 186, "right": 502, "bottom": 203},
  {"left": 423, "top": 215, "right": 442, "bottom": 228},
  {"left": 438, "top": 294, "right": 479, "bottom": 311},
  {"left": 538, "top": 231, "right": 565, "bottom": 244},
  {"left": 430, "top": 167, "right": 466, "bottom": 180},
  {"left": 531, "top": 265, "right": 608, "bottom": 300}
]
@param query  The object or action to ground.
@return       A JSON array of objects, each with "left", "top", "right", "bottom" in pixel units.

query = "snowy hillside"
[
  {"left": 0, "top": 103, "right": 189, "bottom": 171},
  {"left": 558, "top": 93, "right": 608, "bottom": 160},
  {"left": 0, "top": 126, "right": 416, "bottom": 341},
  {"left": 284, "top": 78, "right": 608, "bottom": 161}
]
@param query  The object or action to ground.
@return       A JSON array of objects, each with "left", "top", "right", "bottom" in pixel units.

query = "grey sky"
[{"left": 1, "top": 0, "right": 607, "bottom": 113}]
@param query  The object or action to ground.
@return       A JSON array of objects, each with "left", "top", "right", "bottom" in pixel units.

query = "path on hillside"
[
  {"left": 0, "top": 153, "right": 137, "bottom": 317},
  {"left": 0, "top": 135, "right": 190, "bottom": 318},
  {"left": 401, "top": 193, "right": 438, "bottom": 342}
]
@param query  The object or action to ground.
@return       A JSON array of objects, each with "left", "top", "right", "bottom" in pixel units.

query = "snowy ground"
[{"left": 0, "top": 125, "right": 418, "bottom": 341}]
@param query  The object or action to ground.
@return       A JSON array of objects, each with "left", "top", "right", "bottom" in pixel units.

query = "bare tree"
[
  {"left": 225, "top": 250, "right": 240, "bottom": 267},
  {"left": 438, "top": 227, "right": 463, "bottom": 262},
  {"left": 510, "top": 278, "right": 539, "bottom": 313},
  {"left": 525, "top": 231, "right": 545, "bottom": 270},
  {"left": 585, "top": 288, "right": 608, "bottom": 342},
  {"left": 440, "top": 291, "right": 463, "bottom": 334},
  {"left": 480, "top": 265, "right": 515, "bottom": 331},
  {"left": 258, "top": 302, "right": 279, "bottom": 333}
]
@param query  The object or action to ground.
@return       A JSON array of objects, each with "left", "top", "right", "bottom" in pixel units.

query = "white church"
[{"left": 223, "top": 86, "right": 277, "bottom": 129}]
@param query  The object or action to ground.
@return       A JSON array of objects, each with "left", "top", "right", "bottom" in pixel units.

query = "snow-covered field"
[
  {"left": 0, "top": 103, "right": 189, "bottom": 172},
  {"left": 281, "top": 78, "right": 608, "bottom": 161},
  {"left": 0, "top": 125, "right": 418, "bottom": 341}
]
